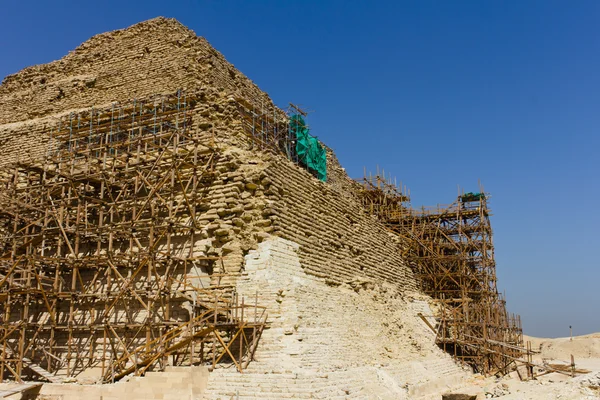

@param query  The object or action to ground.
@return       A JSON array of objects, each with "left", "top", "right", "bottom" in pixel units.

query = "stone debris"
[{"left": 485, "top": 383, "right": 510, "bottom": 398}]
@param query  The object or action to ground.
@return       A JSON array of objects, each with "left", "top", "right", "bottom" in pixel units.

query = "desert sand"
[{"left": 449, "top": 333, "right": 600, "bottom": 399}]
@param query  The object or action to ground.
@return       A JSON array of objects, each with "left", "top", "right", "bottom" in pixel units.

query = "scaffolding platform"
[
  {"left": 358, "top": 173, "right": 523, "bottom": 375},
  {"left": 0, "top": 91, "right": 266, "bottom": 383}
]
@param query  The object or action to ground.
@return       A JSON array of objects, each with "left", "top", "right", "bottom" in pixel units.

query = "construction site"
[{"left": 0, "top": 17, "right": 597, "bottom": 400}]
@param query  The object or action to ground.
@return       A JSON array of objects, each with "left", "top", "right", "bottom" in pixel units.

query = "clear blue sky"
[{"left": 2, "top": 1, "right": 598, "bottom": 338}]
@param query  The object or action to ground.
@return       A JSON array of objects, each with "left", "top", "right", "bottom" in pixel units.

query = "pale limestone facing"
[{"left": 202, "top": 238, "right": 471, "bottom": 399}]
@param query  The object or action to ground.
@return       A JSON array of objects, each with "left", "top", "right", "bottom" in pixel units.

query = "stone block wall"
[
  {"left": 0, "top": 17, "right": 272, "bottom": 166},
  {"left": 0, "top": 16, "right": 416, "bottom": 295},
  {"left": 37, "top": 366, "right": 209, "bottom": 400},
  {"left": 202, "top": 238, "right": 470, "bottom": 399},
  {"left": 262, "top": 156, "right": 417, "bottom": 290},
  {"left": 0, "top": 143, "right": 270, "bottom": 377}
]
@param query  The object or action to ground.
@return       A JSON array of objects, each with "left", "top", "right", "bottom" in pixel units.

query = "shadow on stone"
[{"left": 442, "top": 394, "right": 477, "bottom": 400}]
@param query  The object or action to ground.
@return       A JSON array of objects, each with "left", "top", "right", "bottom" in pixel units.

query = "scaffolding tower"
[
  {"left": 358, "top": 173, "right": 523, "bottom": 375},
  {"left": 0, "top": 91, "right": 266, "bottom": 383}
]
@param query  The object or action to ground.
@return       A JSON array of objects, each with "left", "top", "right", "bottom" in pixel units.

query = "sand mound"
[{"left": 524, "top": 334, "right": 600, "bottom": 360}]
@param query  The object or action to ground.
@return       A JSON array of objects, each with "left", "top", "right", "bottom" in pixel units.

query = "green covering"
[
  {"left": 290, "top": 115, "right": 327, "bottom": 181},
  {"left": 461, "top": 192, "right": 485, "bottom": 202}
]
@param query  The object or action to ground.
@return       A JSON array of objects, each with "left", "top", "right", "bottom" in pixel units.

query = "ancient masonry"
[{"left": 0, "top": 17, "right": 523, "bottom": 398}]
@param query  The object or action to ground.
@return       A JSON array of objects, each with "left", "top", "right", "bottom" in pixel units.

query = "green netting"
[
  {"left": 290, "top": 115, "right": 327, "bottom": 181},
  {"left": 461, "top": 192, "right": 485, "bottom": 202}
]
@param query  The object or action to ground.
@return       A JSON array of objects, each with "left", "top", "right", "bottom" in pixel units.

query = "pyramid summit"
[
  {"left": 0, "top": 17, "right": 271, "bottom": 125},
  {"left": 0, "top": 17, "right": 277, "bottom": 168}
]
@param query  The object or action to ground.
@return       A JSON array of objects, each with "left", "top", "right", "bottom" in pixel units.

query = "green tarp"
[
  {"left": 461, "top": 192, "right": 485, "bottom": 202},
  {"left": 290, "top": 115, "right": 327, "bottom": 181}
]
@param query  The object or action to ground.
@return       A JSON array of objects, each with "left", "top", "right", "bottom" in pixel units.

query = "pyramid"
[{"left": 0, "top": 17, "right": 481, "bottom": 398}]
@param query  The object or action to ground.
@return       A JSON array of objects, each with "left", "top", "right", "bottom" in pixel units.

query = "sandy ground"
[
  {"left": 1, "top": 334, "right": 599, "bottom": 399},
  {"left": 448, "top": 333, "right": 600, "bottom": 399}
]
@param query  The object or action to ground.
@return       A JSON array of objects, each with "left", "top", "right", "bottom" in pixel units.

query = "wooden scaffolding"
[
  {"left": 358, "top": 174, "right": 523, "bottom": 375},
  {"left": 0, "top": 91, "right": 266, "bottom": 383}
]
